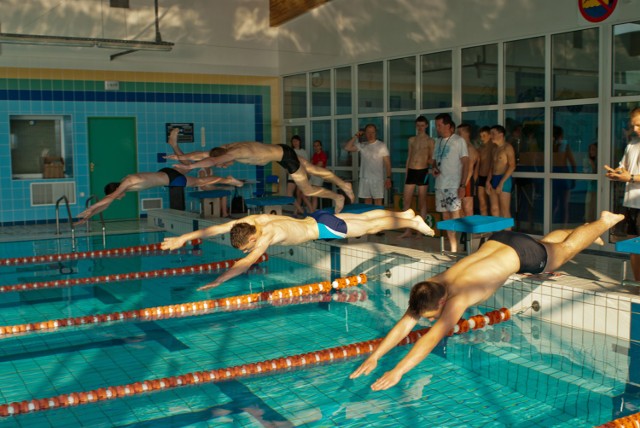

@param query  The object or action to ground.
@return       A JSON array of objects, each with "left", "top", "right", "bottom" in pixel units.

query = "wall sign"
[
  {"left": 579, "top": 0, "right": 617, "bottom": 23},
  {"left": 166, "top": 123, "right": 194, "bottom": 143}
]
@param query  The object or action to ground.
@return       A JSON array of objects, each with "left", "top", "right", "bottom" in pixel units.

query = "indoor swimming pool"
[{"left": 0, "top": 231, "right": 635, "bottom": 427}]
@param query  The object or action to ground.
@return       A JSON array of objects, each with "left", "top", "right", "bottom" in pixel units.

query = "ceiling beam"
[{"left": 269, "top": 0, "right": 331, "bottom": 27}]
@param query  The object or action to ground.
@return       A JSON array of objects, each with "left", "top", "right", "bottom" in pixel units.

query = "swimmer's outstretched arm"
[
  {"left": 368, "top": 298, "right": 467, "bottom": 391},
  {"left": 198, "top": 243, "right": 268, "bottom": 291},
  {"left": 173, "top": 153, "right": 237, "bottom": 173},
  {"left": 161, "top": 221, "right": 236, "bottom": 251}
]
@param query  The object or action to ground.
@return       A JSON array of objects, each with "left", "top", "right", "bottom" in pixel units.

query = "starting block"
[
  {"left": 615, "top": 237, "right": 640, "bottom": 285},
  {"left": 436, "top": 215, "right": 514, "bottom": 255},
  {"left": 245, "top": 196, "right": 295, "bottom": 215},
  {"left": 188, "top": 190, "right": 232, "bottom": 218}
]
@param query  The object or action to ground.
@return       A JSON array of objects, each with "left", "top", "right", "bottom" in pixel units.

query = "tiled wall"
[{"left": 0, "top": 68, "right": 279, "bottom": 225}]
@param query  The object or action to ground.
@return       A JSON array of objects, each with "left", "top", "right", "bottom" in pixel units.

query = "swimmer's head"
[
  {"left": 408, "top": 281, "right": 447, "bottom": 320},
  {"left": 230, "top": 222, "right": 257, "bottom": 251},
  {"left": 104, "top": 182, "right": 120, "bottom": 196}
]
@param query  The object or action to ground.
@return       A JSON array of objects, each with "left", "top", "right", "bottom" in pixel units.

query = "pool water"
[{"left": 0, "top": 233, "right": 634, "bottom": 427}]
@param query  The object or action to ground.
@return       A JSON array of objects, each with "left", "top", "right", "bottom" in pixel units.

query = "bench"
[
  {"left": 188, "top": 190, "right": 232, "bottom": 218},
  {"left": 245, "top": 196, "right": 295, "bottom": 215},
  {"left": 436, "top": 215, "right": 514, "bottom": 255}
]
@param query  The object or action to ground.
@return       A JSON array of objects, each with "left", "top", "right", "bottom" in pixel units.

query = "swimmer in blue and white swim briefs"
[{"left": 309, "top": 210, "right": 348, "bottom": 240}]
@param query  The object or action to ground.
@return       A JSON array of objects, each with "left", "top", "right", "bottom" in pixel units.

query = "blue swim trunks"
[
  {"left": 159, "top": 167, "right": 187, "bottom": 187},
  {"left": 309, "top": 210, "right": 348, "bottom": 240},
  {"left": 490, "top": 175, "right": 512, "bottom": 193}
]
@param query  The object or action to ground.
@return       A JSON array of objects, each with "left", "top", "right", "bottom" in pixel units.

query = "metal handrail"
[
  {"left": 55, "top": 195, "right": 76, "bottom": 252},
  {"left": 85, "top": 195, "right": 107, "bottom": 247}
]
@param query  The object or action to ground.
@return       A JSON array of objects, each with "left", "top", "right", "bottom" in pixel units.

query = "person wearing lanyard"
[{"left": 432, "top": 113, "right": 469, "bottom": 253}]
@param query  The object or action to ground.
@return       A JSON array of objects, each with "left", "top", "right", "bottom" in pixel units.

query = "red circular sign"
[{"left": 579, "top": 0, "right": 618, "bottom": 23}]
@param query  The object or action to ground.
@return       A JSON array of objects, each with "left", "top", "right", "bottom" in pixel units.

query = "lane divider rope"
[
  {"left": 0, "top": 307, "right": 509, "bottom": 417},
  {"left": 0, "top": 273, "right": 365, "bottom": 336},
  {"left": 597, "top": 413, "right": 640, "bottom": 427},
  {"left": 0, "top": 254, "right": 268, "bottom": 294},
  {"left": 0, "top": 239, "right": 203, "bottom": 267}
]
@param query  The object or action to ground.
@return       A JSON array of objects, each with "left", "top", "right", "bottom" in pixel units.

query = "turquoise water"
[{"left": 0, "top": 233, "right": 633, "bottom": 427}]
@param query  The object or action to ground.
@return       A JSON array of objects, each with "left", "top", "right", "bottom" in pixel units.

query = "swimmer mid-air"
[{"left": 161, "top": 209, "right": 434, "bottom": 290}]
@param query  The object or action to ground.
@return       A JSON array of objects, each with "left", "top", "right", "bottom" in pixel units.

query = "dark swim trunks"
[
  {"left": 405, "top": 168, "right": 429, "bottom": 186},
  {"left": 488, "top": 230, "right": 547, "bottom": 274},
  {"left": 277, "top": 144, "right": 301, "bottom": 174},
  {"left": 477, "top": 175, "right": 488, "bottom": 188},
  {"left": 309, "top": 210, "right": 348, "bottom": 240},
  {"left": 159, "top": 168, "right": 187, "bottom": 187}
]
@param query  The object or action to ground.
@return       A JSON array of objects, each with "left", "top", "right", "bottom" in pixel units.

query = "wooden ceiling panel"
[{"left": 270, "top": 0, "right": 331, "bottom": 27}]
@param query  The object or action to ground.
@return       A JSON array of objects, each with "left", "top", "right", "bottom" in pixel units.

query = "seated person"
[
  {"left": 161, "top": 209, "right": 435, "bottom": 290},
  {"left": 166, "top": 141, "right": 355, "bottom": 213},
  {"left": 349, "top": 211, "right": 624, "bottom": 390}
]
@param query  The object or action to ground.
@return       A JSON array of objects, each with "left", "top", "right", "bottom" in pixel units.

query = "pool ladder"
[
  {"left": 85, "top": 195, "right": 107, "bottom": 247},
  {"left": 55, "top": 195, "right": 76, "bottom": 252}
]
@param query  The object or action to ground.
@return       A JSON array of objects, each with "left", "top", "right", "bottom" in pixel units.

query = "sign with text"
[{"left": 166, "top": 123, "right": 194, "bottom": 143}]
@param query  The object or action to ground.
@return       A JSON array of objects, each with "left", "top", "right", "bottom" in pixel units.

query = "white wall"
[
  {"left": 0, "top": 0, "right": 280, "bottom": 76},
  {"left": 277, "top": 0, "right": 640, "bottom": 75}
]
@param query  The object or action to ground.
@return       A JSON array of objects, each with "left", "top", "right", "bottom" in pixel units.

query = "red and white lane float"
[
  {"left": 0, "top": 273, "right": 366, "bottom": 337},
  {"left": 0, "top": 254, "right": 268, "bottom": 294},
  {"left": 0, "top": 239, "right": 202, "bottom": 267},
  {"left": 0, "top": 307, "right": 509, "bottom": 417}
]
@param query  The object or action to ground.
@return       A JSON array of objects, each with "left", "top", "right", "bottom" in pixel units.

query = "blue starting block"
[
  {"left": 616, "top": 237, "right": 640, "bottom": 254},
  {"left": 436, "top": 215, "right": 514, "bottom": 255},
  {"left": 188, "top": 190, "right": 231, "bottom": 218},
  {"left": 245, "top": 196, "right": 295, "bottom": 215}
]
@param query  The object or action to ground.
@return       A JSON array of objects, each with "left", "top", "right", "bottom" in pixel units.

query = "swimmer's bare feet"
[
  {"left": 600, "top": 210, "right": 625, "bottom": 228},
  {"left": 342, "top": 182, "right": 355, "bottom": 203},
  {"left": 399, "top": 209, "right": 416, "bottom": 219},
  {"left": 594, "top": 237, "right": 605, "bottom": 246},
  {"left": 227, "top": 176, "right": 244, "bottom": 187},
  {"left": 335, "top": 195, "right": 345, "bottom": 214},
  {"left": 168, "top": 127, "right": 180, "bottom": 148},
  {"left": 414, "top": 215, "right": 435, "bottom": 237}
]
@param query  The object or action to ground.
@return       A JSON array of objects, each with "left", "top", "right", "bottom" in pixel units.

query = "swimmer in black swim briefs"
[{"left": 488, "top": 230, "right": 547, "bottom": 274}]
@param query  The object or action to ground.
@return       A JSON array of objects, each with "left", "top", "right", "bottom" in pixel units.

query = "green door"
[{"left": 88, "top": 117, "right": 138, "bottom": 221}]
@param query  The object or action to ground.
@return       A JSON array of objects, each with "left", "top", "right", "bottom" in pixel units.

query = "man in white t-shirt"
[
  {"left": 345, "top": 124, "right": 392, "bottom": 206},
  {"left": 432, "top": 113, "right": 469, "bottom": 252},
  {"left": 605, "top": 107, "right": 640, "bottom": 279}
]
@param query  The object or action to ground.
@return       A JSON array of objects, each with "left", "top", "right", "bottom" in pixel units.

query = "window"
[
  {"left": 421, "top": 51, "right": 452, "bottom": 109},
  {"left": 505, "top": 37, "right": 545, "bottom": 103},
  {"left": 505, "top": 108, "right": 545, "bottom": 173},
  {"left": 460, "top": 110, "right": 499, "bottom": 145},
  {"left": 388, "top": 56, "right": 416, "bottom": 112},
  {"left": 283, "top": 74, "right": 307, "bottom": 119},
  {"left": 358, "top": 62, "right": 384, "bottom": 114},
  {"left": 389, "top": 115, "right": 417, "bottom": 168},
  {"left": 462, "top": 44, "right": 498, "bottom": 106},
  {"left": 552, "top": 28, "right": 599, "bottom": 100},
  {"left": 335, "top": 67, "right": 352, "bottom": 115},
  {"left": 311, "top": 70, "right": 331, "bottom": 117},
  {"left": 10, "top": 115, "right": 71, "bottom": 179},
  {"left": 613, "top": 21, "right": 640, "bottom": 97}
]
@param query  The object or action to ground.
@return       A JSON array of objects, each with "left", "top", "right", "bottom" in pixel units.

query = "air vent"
[
  {"left": 141, "top": 198, "right": 162, "bottom": 211},
  {"left": 30, "top": 182, "right": 76, "bottom": 206}
]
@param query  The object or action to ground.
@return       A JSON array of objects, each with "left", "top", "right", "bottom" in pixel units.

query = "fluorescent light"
[{"left": 0, "top": 33, "right": 173, "bottom": 51}]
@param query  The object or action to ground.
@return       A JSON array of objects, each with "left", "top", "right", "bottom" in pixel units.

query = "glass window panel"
[
  {"left": 388, "top": 56, "right": 416, "bottom": 112},
  {"left": 311, "top": 120, "right": 332, "bottom": 166},
  {"left": 504, "top": 37, "right": 545, "bottom": 103},
  {"left": 422, "top": 51, "right": 452, "bottom": 109},
  {"left": 610, "top": 102, "right": 640, "bottom": 242},
  {"left": 462, "top": 44, "right": 498, "bottom": 106},
  {"left": 551, "top": 178, "right": 594, "bottom": 229},
  {"left": 283, "top": 74, "right": 307, "bottom": 119},
  {"left": 613, "top": 21, "right": 640, "bottom": 96},
  {"left": 505, "top": 108, "right": 545, "bottom": 172},
  {"left": 336, "top": 118, "right": 354, "bottom": 167},
  {"left": 552, "top": 28, "right": 599, "bottom": 100},
  {"left": 358, "top": 62, "right": 384, "bottom": 114},
  {"left": 513, "top": 178, "right": 544, "bottom": 235},
  {"left": 461, "top": 110, "right": 498, "bottom": 146},
  {"left": 311, "top": 70, "right": 331, "bottom": 117},
  {"left": 551, "top": 105, "right": 598, "bottom": 174},
  {"left": 335, "top": 67, "right": 352, "bottom": 115},
  {"left": 389, "top": 115, "right": 417, "bottom": 168}
]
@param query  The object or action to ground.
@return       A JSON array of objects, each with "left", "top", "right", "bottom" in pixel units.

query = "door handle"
[{"left": 90, "top": 162, "right": 95, "bottom": 172}]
